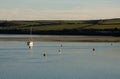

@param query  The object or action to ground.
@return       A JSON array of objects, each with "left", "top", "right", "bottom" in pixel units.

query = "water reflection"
[{"left": 28, "top": 49, "right": 33, "bottom": 58}]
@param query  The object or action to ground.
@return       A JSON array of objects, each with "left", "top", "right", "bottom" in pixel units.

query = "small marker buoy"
[
  {"left": 93, "top": 48, "right": 95, "bottom": 51},
  {"left": 58, "top": 49, "right": 62, "bottom": 54},
  {"left": 43, "top": 53, "right": 46, "bottom": 56},
  {"left": 58, "top": 49, "right": 61, "bottom": 52}
]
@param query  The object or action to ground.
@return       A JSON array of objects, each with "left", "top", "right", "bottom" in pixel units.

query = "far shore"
[{"left": 0, "top": 36, "right": 120, "bottom": 42}]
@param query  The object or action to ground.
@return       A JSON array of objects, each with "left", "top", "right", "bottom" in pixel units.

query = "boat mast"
[
  {"left": 27, "top": 27, "right": 33, "bottom": 49},
  {"left": 30, "top": 27, "right": 32, "bottom": 41}
]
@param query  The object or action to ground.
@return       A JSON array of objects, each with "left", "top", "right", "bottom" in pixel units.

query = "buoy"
[
  {"left": 58, "top": 49, "right": 61, "bottom": 52},
  {"left": 93, "top": 48, "right": 95, "bottom": 51},
  {"left": 43, "top": 53, "right": 46, "bottom": 56},
  {"left": 58, "top": 49, "right": 61, "bottom": 54}
]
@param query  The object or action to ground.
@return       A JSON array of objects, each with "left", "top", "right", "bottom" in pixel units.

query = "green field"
[{"left": 0, "top": 18, "right": 120, "bottom": 35}]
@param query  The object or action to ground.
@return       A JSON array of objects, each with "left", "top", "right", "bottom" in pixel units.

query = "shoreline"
[{"left": 0, "top": 36, "right": 120, "bottom": 42}]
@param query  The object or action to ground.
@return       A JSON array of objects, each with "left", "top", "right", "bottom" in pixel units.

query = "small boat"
[
  {"left": 27, "top": 27, "right": 33, "bottom": 49},
  {"left": 27, "top": 41, "right": 33, "bottom": 49}
]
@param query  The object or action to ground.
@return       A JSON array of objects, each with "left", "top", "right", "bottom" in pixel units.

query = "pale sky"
[{"left": 0, "top": 0, "right": 120, "bottom": 20}]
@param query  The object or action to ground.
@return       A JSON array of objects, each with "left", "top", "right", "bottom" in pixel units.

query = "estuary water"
[{"left": 0, "top": 41, "right": 120, "bottom": 79}]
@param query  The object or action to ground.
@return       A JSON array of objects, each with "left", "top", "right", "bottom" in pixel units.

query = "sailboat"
[{"left": 27, "top": 27, "right": 33, "bottom": 49}]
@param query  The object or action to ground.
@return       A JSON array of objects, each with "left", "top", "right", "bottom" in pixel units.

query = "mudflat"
[{"left": 0, "top": 36, "right": 120, "bottom": 42}]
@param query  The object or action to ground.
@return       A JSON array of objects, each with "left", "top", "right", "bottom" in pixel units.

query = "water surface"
[{"left": 0, "top": 41, "right": 120, "bottom": 79}]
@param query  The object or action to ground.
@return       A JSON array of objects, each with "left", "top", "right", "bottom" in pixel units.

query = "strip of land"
[
  {"left": 0, "top": 18, "right": 120, "bottom": 36},
  {"left": 0, "top": 36, "right": 120, "bottom": 42}
]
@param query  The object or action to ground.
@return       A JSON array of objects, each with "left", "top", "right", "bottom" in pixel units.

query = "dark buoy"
[
  {"left": 93, "top": 48, "right": 95, "bottom": 51},
  {"left": 58, "top": 49, "right": 61, "bottom": 52},
  {"left": 58, "top": 49, "right": 61, "bottom": 55},
  {"left": 43, "top": 53, "right": 46, "bottom": 56}
]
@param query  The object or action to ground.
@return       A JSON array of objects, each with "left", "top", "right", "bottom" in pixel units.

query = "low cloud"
[{"left": 0, "top": 7, "right": 120, "bottom": 20}]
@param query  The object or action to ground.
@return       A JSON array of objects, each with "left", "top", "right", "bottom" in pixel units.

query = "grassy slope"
[{"left": 0, "top": 18, "right": 120, "bottom": 35}]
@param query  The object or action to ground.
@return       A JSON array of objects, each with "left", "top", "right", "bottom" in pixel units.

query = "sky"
[{"left": 0, "top": 0, "right": 120, "bottom": 20}]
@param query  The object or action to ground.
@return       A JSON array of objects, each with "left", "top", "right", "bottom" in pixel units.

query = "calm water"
[{"left": 0, "top": 41, "right": 120, "bottom": 79}]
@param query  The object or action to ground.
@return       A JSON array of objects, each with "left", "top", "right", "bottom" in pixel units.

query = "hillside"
[{"left": 0, "top": 18, "right": 120, "bottom": 36}]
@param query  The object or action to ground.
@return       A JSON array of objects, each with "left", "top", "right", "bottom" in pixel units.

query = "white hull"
[{"left": 27, "top": 41, "right": 33, "bottom": 49}]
